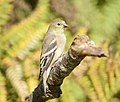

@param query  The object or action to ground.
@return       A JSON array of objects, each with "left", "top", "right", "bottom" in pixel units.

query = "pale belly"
[{"left": 51, "top": 33, "right": 66, "bottom": 64}]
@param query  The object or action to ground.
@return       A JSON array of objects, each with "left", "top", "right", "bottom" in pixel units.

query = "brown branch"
[{"left": 25, "top": 35, "right": 107, "bottom": 102}]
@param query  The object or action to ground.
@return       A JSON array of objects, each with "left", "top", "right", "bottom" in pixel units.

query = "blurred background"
[{"left": 0, "top": 0, "right": 120, "bottom": 102}]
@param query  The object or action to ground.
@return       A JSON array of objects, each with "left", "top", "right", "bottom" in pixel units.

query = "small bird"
[{"left": 39, "top": 19, "right": 68, "bottom": 94}]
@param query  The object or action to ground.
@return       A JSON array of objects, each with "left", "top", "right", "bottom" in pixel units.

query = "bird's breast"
[{"left": 55, "top": 33, "right": 66, "bottom": 57}]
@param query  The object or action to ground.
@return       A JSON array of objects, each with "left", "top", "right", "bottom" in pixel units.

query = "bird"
[{"left": 39, "top": 19, "right": 68, "bottom": 94}]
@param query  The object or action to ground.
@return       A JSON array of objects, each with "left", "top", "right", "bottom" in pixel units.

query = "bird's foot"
[
  {"left": 43, "top": 81, "right": 52, "bottom": 97},
  {"left": 44, "top": 87, "right": 52, "bottom": 98}
]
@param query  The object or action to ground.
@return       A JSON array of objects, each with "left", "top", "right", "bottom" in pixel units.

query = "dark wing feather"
[{"left": 39, "top": 34, "right": 57, "bottom": 79}]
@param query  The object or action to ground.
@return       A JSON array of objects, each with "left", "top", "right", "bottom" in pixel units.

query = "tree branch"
[{"left": 25, "top": 35, "right": 108, "bottom": 102}]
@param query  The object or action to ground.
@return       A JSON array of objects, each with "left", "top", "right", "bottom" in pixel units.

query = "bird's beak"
[{"left": 64, "top": 24, "right": 68, "bottom": 28}]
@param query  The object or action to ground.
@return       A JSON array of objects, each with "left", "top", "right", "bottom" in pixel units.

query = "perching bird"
[{"left": 39, "top": 20, "right": 68, "bottom": 94}]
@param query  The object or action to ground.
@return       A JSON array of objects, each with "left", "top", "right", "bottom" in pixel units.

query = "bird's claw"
[{"left": 44, "top": 88, "right": 52, "bottom": 98}]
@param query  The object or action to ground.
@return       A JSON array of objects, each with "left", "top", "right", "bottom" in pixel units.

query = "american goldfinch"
[{"left": 39, "top": 20, "right": 68, "bottom": 93}]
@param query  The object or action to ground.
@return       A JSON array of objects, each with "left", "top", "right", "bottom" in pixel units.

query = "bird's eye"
[{"left": 57, "top": 23, "right": 61, "bottom": 26}]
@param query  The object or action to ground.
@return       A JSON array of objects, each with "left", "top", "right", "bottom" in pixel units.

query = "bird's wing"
[{"left": 39, "top": 34, "right": 57, "bottom": 79}]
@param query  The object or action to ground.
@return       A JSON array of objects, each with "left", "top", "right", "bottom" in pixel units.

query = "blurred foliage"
[{"left": 0, "top": 0, "right": 120, "bottom": 102}]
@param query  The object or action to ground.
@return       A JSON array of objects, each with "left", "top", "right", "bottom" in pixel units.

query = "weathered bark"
[{"left": 25, "top": 35, "right": 107, "bottom": 102}]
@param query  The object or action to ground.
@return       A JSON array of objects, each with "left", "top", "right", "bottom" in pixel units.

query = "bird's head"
[{"left": 49, "top": 20, "right": 68, "bottom": 32}]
